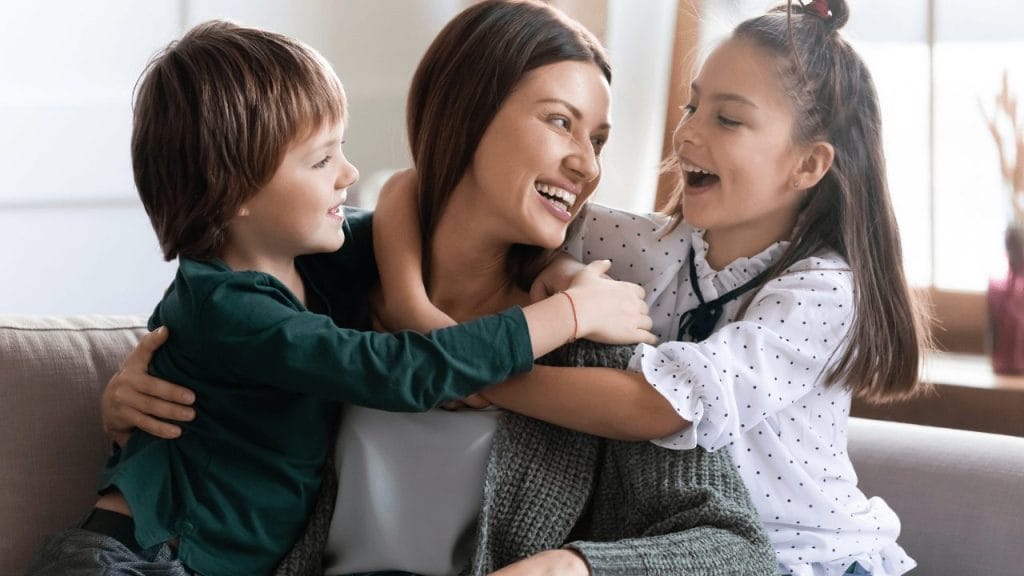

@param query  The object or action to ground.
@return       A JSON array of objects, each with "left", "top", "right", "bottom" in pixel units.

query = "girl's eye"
[
  {"left": 681, "top": 104, "right": 696, "bottom": 117},
  {"left": 717, "top": 115, "right": 741, "bottom": 127},
  {"left": 313, "top": 155, "right": 332, "bottom": 169}
]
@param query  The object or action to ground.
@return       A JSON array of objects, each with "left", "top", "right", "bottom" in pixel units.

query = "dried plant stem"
[{"left": 981, "top": 69, "right": 1024, "bottom": 228}]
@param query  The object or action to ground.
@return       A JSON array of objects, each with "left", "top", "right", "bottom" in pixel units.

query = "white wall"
[
  {"left": 0, "top": 0, "right": 458, "bottom": 315},
  {"left": 0, "top": 1, "right": 182, "bottom": 315},
  {"left": 0, "top": 0, "right": 675, "bottom": 314}
]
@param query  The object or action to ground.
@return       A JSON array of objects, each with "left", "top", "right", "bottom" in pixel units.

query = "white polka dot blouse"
[{"left": 563, "top": 203, "right": 915, "bottom": 576}]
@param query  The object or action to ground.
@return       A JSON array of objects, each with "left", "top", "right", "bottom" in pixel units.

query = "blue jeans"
[{"left": 22, "top": 525, "right": 190, "bottom": 576}]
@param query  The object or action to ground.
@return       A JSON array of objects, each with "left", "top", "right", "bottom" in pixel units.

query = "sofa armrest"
[
  {"left": 848, "top": 417, "right": 1024, "bottom": 576},
  {"left": 0, "top": 315, "right": 147, "bottom": 576}
]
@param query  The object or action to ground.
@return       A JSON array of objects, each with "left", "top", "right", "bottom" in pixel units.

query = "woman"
[{"left": 103, "top": 2, "right": 775, "bottom": 574}]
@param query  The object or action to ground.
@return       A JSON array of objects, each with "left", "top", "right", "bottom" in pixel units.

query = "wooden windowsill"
[
  {"left": 924, "top": 352, "right": 1024, "bottom": 391},
  {"left": 852, "top": 351, "right": 1024, "bottom": 437}
]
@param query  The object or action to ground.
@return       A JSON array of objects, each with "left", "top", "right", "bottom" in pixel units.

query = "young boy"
[{"left": 22, "top": 20, "right": 652, "bottom": 576}]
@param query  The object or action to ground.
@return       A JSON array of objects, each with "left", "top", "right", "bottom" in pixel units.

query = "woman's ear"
[{"left": 792, "top": 141, "right": 835, "bottom": 191}]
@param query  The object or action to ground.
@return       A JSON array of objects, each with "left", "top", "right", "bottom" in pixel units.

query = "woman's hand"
[
  {"left": 101, "top": 327, "right": 196, "bottom": 446},
  {"left": 488, "top": 549, "right": 589, "bottom": 576}
]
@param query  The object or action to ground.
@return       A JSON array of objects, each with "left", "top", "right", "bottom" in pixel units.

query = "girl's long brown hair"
[{"left": 663, "top": 0, "right": 932, "bottom": 403}]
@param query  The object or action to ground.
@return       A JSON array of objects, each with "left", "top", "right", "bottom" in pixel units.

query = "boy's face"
[{"left": 231, "top": 120, "right": 358, "bottom": 260}]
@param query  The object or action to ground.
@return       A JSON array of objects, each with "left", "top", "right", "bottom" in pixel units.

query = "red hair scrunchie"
[{"left": 806, "top": 0, "right": 831, "bottom": 19}]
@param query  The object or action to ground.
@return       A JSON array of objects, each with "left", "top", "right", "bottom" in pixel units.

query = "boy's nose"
[{"left": 337, "top": 158, "right": 359, "bottom": 190}]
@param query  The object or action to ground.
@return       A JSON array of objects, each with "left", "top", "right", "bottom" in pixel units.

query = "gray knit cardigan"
[
  {"left": 461, "top": 340, "right": 776, "bottom": 575},
  {"left": 274, "top": 341, "right": 776, "bottom": 576}
]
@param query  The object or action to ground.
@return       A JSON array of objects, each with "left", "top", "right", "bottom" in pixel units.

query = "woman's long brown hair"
[{"left": 406, "top": 0, "right": 610, "bottom": 291}]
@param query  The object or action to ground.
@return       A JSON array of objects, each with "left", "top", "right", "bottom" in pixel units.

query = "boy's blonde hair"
[{"left": 132, "top": 20, "right": 346, "bottom": 261}]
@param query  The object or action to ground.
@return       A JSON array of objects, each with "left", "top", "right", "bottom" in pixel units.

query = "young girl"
[{"left": 373, "top": 0, "right": 930, "bottom": 574}]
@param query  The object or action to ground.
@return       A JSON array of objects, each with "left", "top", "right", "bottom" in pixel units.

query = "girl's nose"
[{"left": 672, "top": 115, "right": 698, "bottom": 151}]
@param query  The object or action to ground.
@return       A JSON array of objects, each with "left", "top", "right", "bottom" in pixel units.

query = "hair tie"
[{"left": 806, "top": 0, "right": 831, "bottom": 19}]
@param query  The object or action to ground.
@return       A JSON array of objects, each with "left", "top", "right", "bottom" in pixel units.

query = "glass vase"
[{"left": 987, "top": 226, "right": 1024, "bottom": 374}]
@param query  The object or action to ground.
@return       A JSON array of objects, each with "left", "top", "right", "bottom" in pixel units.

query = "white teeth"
[
  {"left": 679, "top": 161, "right": 716, "bottom": 176},
  {"left": 535, "top": 183, "right": 578, "bottom": 212}
]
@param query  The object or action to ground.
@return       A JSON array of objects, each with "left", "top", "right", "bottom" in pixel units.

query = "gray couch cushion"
[
  {"left": 0, "top": 315, "right": 145, "bottom": 576},
  {"left": 849, "top": 417, "right": 1024, "bottom": 576}
]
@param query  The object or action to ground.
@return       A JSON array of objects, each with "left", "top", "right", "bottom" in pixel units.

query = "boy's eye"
[{"left": 313, "top": 155, "right": 332, "bottom": 169}]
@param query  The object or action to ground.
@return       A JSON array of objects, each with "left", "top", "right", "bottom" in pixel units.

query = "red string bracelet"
[{"left": 559, "top": 291, "right": 579, "bottom": 343}]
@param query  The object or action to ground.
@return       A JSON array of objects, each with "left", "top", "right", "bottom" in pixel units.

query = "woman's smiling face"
[
  {"left": 458, "top": 59, "right": 611, "bottom": 250},
  {"left": 673, "top": 37, "right": 808, "bottom": 252}
]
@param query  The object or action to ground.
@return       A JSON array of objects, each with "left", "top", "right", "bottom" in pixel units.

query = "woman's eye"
[
  {"left": 549, "top": 116, "right": 570, "bottom": 130},
  {"left": 591, "top": 137, "right": 607, "bottom": 156},
  {"left": 681, "top": 104, "right": 696, "bottom": 117},
  {"left": 717, "top": 115, "right": 741, "bottom": 127},
  {"left": 313, "top": 155, "right": 332, "bottom": 169}
]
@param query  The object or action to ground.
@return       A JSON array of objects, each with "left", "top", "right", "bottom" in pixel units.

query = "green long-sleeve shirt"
[{"left": 100, "top": 209, "right": 534, "bottom": 576}]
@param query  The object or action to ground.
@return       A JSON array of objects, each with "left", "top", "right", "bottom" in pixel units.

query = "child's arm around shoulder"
[
  {"left": 633, "top": 254, "right": 855, "bottom": 451},
  {"left": 189, "top": 257, "right": 653, "bottom": 411},
  {"left": 371, "top": 169, "right": 457, "bottom": 332},
  {"left": 562, "top": 202, "right": 685, "bottom": 289},
  {"left": 190, "top": 266, "right": 530, "bottom": 411}
]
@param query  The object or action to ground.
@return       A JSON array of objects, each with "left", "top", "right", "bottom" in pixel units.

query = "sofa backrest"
[
  {"left": 0, "top": 315, "right": 146, "bottom": 576},
  {"left": 849, "top": 417, "right": 1024, "bottom": 576}
]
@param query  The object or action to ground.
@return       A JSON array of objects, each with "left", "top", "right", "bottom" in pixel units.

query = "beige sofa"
[{"left": 3, "top": 315, "right": 1024, "bottom": 576}]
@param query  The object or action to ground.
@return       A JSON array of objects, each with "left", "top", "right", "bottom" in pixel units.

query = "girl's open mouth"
[{"left": 680, "top": 160, "right": 720, "bottom": 189}]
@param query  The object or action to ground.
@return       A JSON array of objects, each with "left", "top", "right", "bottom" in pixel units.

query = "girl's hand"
[
  {"left": 529, "top": 253, "right": 588, "bottom": 302},
  {"left": 488, "top": 549, "right": 589, "bottom": 576},
  {"left": 101, "top": 327, "right": 196, "bottom": 446},
  {"left": 567, "top": 260, "right": 656, "bottom": 346}
]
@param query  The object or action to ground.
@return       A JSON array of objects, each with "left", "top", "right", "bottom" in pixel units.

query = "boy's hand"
[
  {"left": 102, "top": 327, "right": 196, "bottom": 446},
  {"left": 567, "top": 260, "right": 656, "bottom": 346},
  {"left": 530, "top": 253, "right": 588, "bottom": 302}
]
